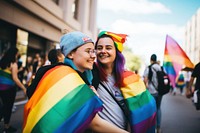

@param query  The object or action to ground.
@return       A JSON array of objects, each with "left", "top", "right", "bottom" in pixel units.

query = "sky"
[{"left": 96, "top": 0, "right": 200, "bottom": 68}]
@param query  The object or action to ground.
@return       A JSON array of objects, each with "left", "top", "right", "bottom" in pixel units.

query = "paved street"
[
  {"left": 161, "top": 93, "right": 200, "bottom": 133},
  {"left": 1, "top": 91, "right": 200, "bottom": 133}
]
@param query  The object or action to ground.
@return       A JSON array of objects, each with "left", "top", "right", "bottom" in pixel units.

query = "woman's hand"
[{"left": 23, "top": 88, "right": 27, "bottom": 95}]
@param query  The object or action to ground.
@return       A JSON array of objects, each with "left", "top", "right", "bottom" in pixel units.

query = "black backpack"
[{"left": 148, "top": 65, "right": 170, "bottom": 95}]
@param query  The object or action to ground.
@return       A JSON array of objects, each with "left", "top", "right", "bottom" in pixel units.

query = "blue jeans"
[{"left": 152, "top": 93, "right": 162, "bottom": 128}]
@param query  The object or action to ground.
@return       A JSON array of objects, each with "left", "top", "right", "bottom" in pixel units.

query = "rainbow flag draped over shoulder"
[
  {"left": 23, "top": 65, "right": 103, "bottom": 133},
  {"left": 0, "top": 68, "right": 15, "bottom": 90},
  {"left": 120, "top": 71, "right": 156, "bottom": 133},
  {"left": 163, "top": 35, "right": 194, "bottom": 87}
]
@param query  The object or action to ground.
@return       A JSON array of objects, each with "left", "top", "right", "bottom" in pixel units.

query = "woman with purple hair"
[{"left": 92, "top": 31, "right": 157, "bottom": 133}]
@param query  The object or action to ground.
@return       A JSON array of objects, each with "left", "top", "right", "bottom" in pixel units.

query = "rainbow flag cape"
[
  {"left": 0, "top": 68, "right": 15, "bottom": 90},
  {"left": 163, "top": 35, "right": 194, "bottom": 87},
  {"left": 23, "top": 65, "right": 103, "bottom": 133},
  {"left": 120, "top": 71, "right": 156, "bottom": 133}
]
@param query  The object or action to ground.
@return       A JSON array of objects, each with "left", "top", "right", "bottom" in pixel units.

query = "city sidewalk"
[
  {"left": 0, "top": 90, "right": 27, "bottom": 133},
  {"left": 161, "top": 93, "right": 200, "bottom": 133}
]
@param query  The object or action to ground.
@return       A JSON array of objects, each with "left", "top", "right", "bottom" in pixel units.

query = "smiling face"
[
  {"left": 96, "top": 37, "right": 116, "bottom": 68},
  {"left": 68, "top": 42, "right": 96, "bottom": 72}
]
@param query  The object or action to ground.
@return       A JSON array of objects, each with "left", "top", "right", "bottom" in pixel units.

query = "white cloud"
[
  {"left": 97, "top": 0, "right": 185, "bottom": 68},
  {"left": 98, "top": 0, "right": 171, "bottom": 14},
  {"left": 107, "top": 19, "right": 184, "bottom": 64},
  {"left": 110, "top": 20, "right": 183, "bottom": 39}
]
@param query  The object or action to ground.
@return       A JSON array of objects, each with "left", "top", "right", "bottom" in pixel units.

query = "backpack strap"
[
  {"left": 149, "top": 77, "right": 157, "bottom": 90},
  {"left": 148, "top": 63, "right": 155, "bottom": 81},
  {"left": 99, "top": 82, "right": 129, "bottom": 120},
  {"left": 148, "top": 64, "right": 158, "bottom": 89}
]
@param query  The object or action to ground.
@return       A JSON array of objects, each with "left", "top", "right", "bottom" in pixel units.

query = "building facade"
[
  {"left": 184, "top": 8, "right": 200, "bottom": 65},
  {"left": 0, "top": 0, "right": 98, "bottom": 65}
]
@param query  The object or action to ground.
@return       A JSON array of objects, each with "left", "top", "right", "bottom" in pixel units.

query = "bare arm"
[
  {"left": 11, "top": 63, "right": 26, "bottom": 94},
  {"left": 143, "top": 76, "right": 148, "bottom": 88},
  {"left": 89, "top": 114, "right": 129, "bottom": 133}
]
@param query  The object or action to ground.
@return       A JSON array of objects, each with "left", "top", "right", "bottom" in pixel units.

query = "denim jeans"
[{"left": 152, "top": 93, "right": 163, "bottom": 128}]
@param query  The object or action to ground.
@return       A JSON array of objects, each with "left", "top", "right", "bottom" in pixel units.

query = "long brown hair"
[
  {"left": 0, "top": 47, "right": 18, "bottom": 69},
  {"left": 95, "top": 34, "right": 125, "bottom": 87}
]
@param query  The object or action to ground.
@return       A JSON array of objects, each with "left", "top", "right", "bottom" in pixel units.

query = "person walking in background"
[
  {"left": 17, "top": 54, "right": 24, "bottom": 83},
  {"left": 187, "top": 62, "right": 200, "bottom": 95},
  {"left": 175, "top": 72, "right": 185, "bottom": 95},
  {"left": 0, "top": 47, "right": 26, "bottom": 133},
  {"left": 28, "top": 53, "right": 46, "bottom": 86},
  {"left": 32, "top": 53, "right": 41, "bottom": 75},
  {"left": 25, "top": 49, "right": 64, "bottom": 98},
  {"left": 185, "top": 71, "right": 192, "bottom": 89},
  {"left": 43, "top": 53, "right": 51, "bottom": 66},
  {"left": 25, "top": 49, "right": 65, "bottom": 98},
  {"left": 48, "top": 49, "right": 65, "bottom": 64},
  {"left": 24, "top": 56, "right": 33, "bottom": 87},
  {"left": 143, "top": 54, "right": 162, "bottom": 133},
  {"left": 24, "top": 31, "right": 128, "bottom": 133},
  {"left": 187, "top": 62, "right": 200, "bottom": 110},
  {"left": 92, "top": 31, "right": 156, "bottom": 133}
]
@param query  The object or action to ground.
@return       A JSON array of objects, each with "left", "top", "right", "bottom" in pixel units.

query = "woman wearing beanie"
[
  {"left": 92, "top": 31, "right": 157, "bottom": 133},
  {"left": 23, "top": 31, "right": 128, "bottom": 133}
]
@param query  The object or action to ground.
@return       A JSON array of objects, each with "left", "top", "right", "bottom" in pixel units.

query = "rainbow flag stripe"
[
  {"left": 98, "top": 31, "right": 127, "bottom": 52},
  {"left": 121, "top": 71, "right": 156, "bottom": 133},
  {"left": 176, "top": 74, "right": 185, "bottom": 87},
  {"left": 23, "top": 65, "right": 103, "bottom": 133},
  {"left": 0, "top": 68, "right": 15, "bottom": 90},
  {"left": 163, "top": 35, "right": 194, "bottom": 87}
]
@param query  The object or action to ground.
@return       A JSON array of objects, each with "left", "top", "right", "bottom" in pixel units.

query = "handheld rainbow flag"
[
  {"left": 98, "top": 31, "right": 127, "bottom": 52},
  {"left": 163, "top": 35, "right": 194, "bottom": 88},
  {"left": 23, "top": 65, "right": 103, "bottom": 133},
  {"left": 121, "top": 71, "right": 156, "bottom": 133}
]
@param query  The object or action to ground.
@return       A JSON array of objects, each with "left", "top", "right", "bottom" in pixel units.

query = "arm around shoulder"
[
  {"left": 89, "top": 114, "right": 129, "bottom": 133},
  {"left": 11, "top": 63, "right": 26, "bottom": 94}
]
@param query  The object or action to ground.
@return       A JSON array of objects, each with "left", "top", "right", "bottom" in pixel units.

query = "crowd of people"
[
  {"left": 0, "top": 48, "right": 65, "bottom": 132},
  {"left": 0, "top": 30, "right": 199, "bottom": 133}
]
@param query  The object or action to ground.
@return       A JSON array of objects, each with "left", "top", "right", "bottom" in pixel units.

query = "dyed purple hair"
[{"left": 95, "top": 34, "right": 125, "bottom": 87}]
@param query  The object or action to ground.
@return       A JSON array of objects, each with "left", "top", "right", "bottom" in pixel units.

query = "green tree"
[{"left": 123, "top": 46, "right": 142, "bottom": 72}]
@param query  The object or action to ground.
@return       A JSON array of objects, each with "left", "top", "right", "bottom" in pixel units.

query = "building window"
[
  {"left": 17, "top": 29, "right": 29, "bottom": 67},
  {"left": 72, "top": 0, "right": 79, "bottom": 20}
]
